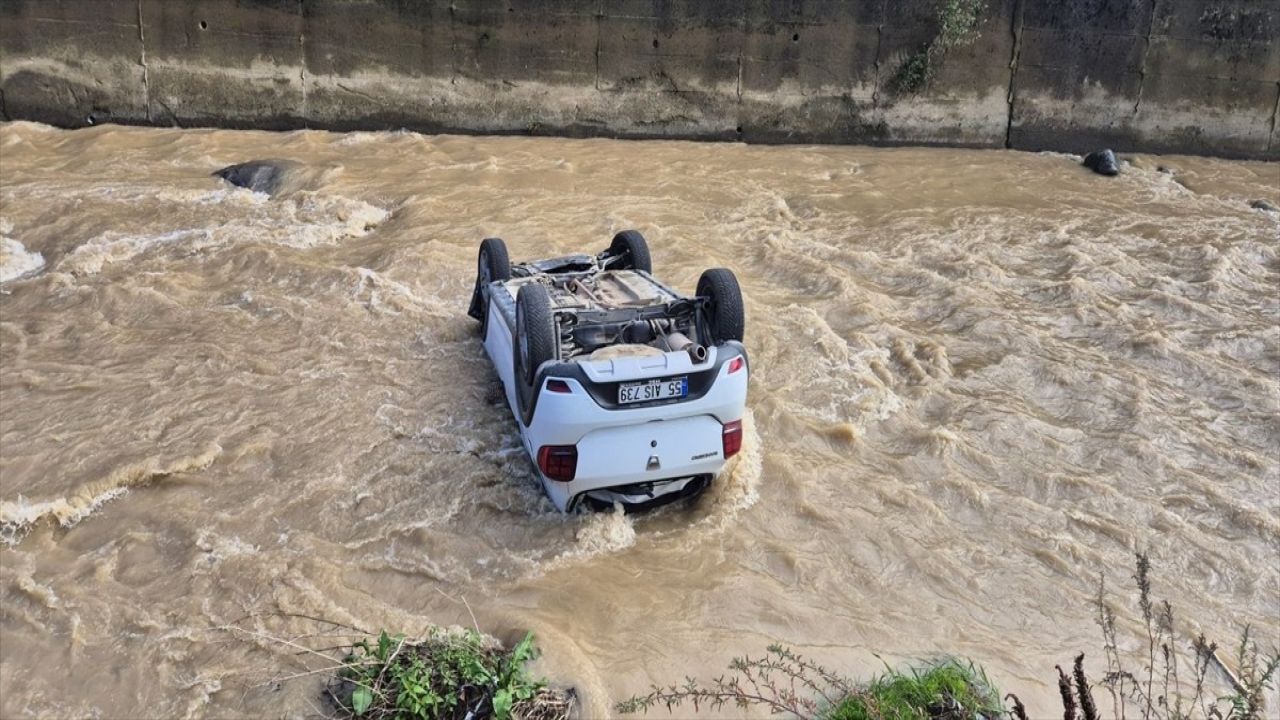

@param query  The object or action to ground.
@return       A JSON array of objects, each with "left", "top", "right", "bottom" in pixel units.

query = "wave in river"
[
  {"left": 0, "top": 217, "right": 45, "bottom": 283},
  {"left": 0, "top": 444, "right": 222, "bottom": 545}
]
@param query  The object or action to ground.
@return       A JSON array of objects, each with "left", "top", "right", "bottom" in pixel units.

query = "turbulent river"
[{"left": 0, "top": 121, "right": 1277, "bottom": 718}]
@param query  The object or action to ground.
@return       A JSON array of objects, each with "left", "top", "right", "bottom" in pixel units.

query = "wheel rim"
[{"left": 479, "top": 249, "right": 491, "bottom": 285}]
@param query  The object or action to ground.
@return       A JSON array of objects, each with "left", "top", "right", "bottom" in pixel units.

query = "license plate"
[{"left": 618, "top": 377, "right": 688, "bottom": 404}]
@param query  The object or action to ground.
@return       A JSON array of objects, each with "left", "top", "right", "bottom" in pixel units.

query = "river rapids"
[{"left": 0, "top": 121, "right": 1277, "bottom": 718}]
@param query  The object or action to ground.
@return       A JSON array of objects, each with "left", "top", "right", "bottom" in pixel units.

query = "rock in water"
[
  {"left": 213, "top": 161, "right": 289, "bottom": 194},
  {"left": 1249, "top": 199, "right": 1278, "bottom": 213},
  {"left": 1082, "top": 149, "right": 1120, "bottom": 176}
]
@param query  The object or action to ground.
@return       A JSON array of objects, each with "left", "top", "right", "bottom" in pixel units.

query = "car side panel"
[{"left": 482, "top": 295, "right": 520, "bottom": 418}]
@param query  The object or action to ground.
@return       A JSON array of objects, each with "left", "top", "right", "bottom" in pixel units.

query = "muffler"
[{"left": 662, "top": 332, "right": 709, "bottom": 363}]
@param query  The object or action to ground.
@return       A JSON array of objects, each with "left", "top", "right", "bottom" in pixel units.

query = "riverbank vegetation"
[
  {"left": 895, "top": 0, "right": 988, "bottom": 92},
  {"left": 302, "top": 554, "right": 1274, "bottom": 720},
  {"left": 616, "top": 649, "right": 1002, "bottom": 719},
  {"left": 617, "top": 553, "right": 1278, "bottom": 720},
  {"left": 326, "top": 629, "right": 572, "bottom": 720}
]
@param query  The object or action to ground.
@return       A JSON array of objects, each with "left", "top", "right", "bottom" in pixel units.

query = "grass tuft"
[
  {"left": 617, "top": 650, "right": 1001, "bottom": 720},
  {"left": 828, "top": 658, "right": 1004, "bottom": 720}
]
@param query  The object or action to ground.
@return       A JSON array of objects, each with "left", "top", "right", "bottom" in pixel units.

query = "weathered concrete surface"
[
  {"left": 0, "top": 0, "right": 148, "bottom": 126},
  {"left": 1, "top": 0, "right": 1277, "bottom": 158},
  {"left": 1008, "top": 0, "right": 1280, "bottom": 157},
  {"left": 141, "top": 0, "right": 305, "bottom": 130}
]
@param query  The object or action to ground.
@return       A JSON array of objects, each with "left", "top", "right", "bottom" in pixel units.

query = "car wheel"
[
  {"left": 607, "top": 230, "right": 652, "bottom": 273},
  {"left": 469, "top": 237, "right": 511, "bottom": 332},
  {"left": 696, "top": 268, "right": 744, "bottom": 344},
  {"left": 515, "top": 283, "right": 556, "bottom": 388}
]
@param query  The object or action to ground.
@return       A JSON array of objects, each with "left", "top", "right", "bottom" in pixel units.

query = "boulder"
[
  {"left": 1082, "top": 149, "right": 1120, "bottom": 176},
  {"left": 213, "top": 160, "right": 293, "bottom": 195}
]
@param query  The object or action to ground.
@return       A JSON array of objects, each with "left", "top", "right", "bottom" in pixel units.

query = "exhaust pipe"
[{"left": 663, "top": 332, "right": 709, "bottom": 363}]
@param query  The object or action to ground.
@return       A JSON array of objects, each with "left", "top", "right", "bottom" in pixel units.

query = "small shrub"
[
  {"left": 1033, "top": 552, "right": 1280, "bottom": 720},
  {"left": 618, "top": 555, "right": 1277, "bottom": 720},
  {"left": 933, "top": 0, "right": 987, "bottom": 49},
  {"left": 328, "top": 629, "right": 572, "bottom": 720},
  {"left": 1221, "top": 626, "right": 1280, "bottom": 720},
  {"left": 894, "top": 0, "right": 988, "bottom": 92},
  {"left": 616, "top": 644, "right": 849, "bottom": 718},
  {"left": 896, "top": 52, "right": 933, "bottom": 94},
  {"left": 617, "top": 646, "right": 1001, "bottom": 720}
]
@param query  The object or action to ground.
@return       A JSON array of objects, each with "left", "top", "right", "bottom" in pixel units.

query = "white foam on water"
[
  {"left": 59, "top": 228, "right": 215, "bottom": 276},
  {"left": 414, "top": 424, "right": 483, "bottom": 456},
  {"left": 194, "top": 529, "right": 260, "bottom": 564},
  {"left": 335, "top": 130, "right": 414, "bottom": 145},
  {"left": 0, "top": 238, "right": 45, "bottom": 283},
  {"left": 52, "top": 191, "right": 391, "bottom": 275},
  {"left": 532, "top": 410, "right": 762, "bottom": 575},
  {"left": 6, "top": 554, "right": 61, "bottom": 609},
  {"left": 180, "top": 676, "right": 223, "bottom": 720},
  {"left": 4, "top": 183, "right": 272, "bottom": 208},
  {"left": 353, "top": 267, "right": 436, "bottom": 315},
  {"left": 0, "top": 219, "right": 46, "bottom": 282},
  {"left": 0, "top": 487, "right": 129, "bottom": 546},
  {"left": 0, "top": 444, "right": 221, "bottom": 545},
  {"left": 271, "top": 193, "right": 390, "bottom": 249},
  {"left": 761, "top": 305, "right": 910, "bottom": 427},
  {"left": 702, "top": 409, "right": 763, "bottom": 515},
  {"left": 569, "top": 503, "right": 637, "bottom": 556}
]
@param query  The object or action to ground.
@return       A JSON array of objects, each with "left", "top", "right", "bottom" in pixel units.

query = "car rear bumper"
[
  {"left": 524, "top": 345, "right": 748, "bottom": 512},
  {"left": 536, "top": 415, "right": 731, "bottom": 511},
  {"left": 581, "top": 475, "right": 711, "bottom": 511}
]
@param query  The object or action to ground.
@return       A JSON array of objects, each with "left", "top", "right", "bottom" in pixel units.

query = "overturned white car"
[{"left": 468, "top": 231, "right": 749, "bottom": 512}]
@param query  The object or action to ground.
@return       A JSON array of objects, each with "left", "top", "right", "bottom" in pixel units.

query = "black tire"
[
  {"left": 697, "top": 268, "right": 744, "bottom": 344},
  {"left": 607, "top": 230, "right": 652, "bottom": 273},
  {"left": 515, "top": 283, "right": 557, "bottom": 388},
  {"left": 469, "top": 237, "right": 511, "bottom": 329}
]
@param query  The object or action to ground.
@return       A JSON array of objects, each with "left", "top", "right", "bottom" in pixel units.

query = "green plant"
[
  {"left": 829, "top": 658, "right": 1004, "bottom": 720},
  {"left": 895, "top": 52, "right": 933, "bottom": 95},
  {"left": 616, "top": 644, "right": 852, "bottom": 718},
  {"left": 1219, "top": 626, "right": 1280, "bottom": 720},
  {"left": 894, "top": 0, "right": 988, "bottom": 92},
  {"left": 1061, "top": 552, "right": 1280, "bottom": 720},
  {"left": 616, "top": 646, "right": 1001, "bottom": 720},
  {"left": 330, "top": 629, "right": 569, "bottom": 720},
  {"left": 618, "top": 554, "right": 1278, "bottom": 720}
]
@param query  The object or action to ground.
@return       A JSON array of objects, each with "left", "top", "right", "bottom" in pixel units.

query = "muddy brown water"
[{"left": 1, "top": 121, "right": 1277, "bottom": 718}]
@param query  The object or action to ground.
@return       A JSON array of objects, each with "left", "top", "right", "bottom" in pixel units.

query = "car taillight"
[
  {"left": 546, "top": 379, "right": 572, "bottom": 393},
  {"left": 722, "top": 420, "right": 743, "bottom": 459},
  {"left": 537, "top": 445, "right": 577, "bottom": 481},
  {"left": 727, "top": 356, "right": 745, "bottom": 375}
]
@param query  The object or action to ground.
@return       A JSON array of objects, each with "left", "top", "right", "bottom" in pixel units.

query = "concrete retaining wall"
[{"left": 2, "top": 0, "right": 1277, "bottom": 158}]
